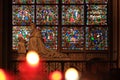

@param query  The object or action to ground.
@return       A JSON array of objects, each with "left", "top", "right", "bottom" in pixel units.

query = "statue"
[
  {"left": 28, "top": 23, "right": 68, "bottom": 58},
  {"left": 18, "top": 36, "right": 26, "bottom": 54}
]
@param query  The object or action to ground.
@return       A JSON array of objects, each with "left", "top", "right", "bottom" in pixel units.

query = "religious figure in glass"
[
  {"left": 62, "top": 5, "right": 84, "bottom": 25},
  {"left": 36, "top": 5, "right": 58, "bottom": 25},
  {"left": 62, "top": 27, "right": 84, "bottom": 50}
]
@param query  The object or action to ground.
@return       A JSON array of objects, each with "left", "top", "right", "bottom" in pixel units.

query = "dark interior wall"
[
  {"left": 113, "top": 0, "right": 120, "bottom": 68},
  {"left": 2, "top": 0, "right": 12, "bottom": 69},
  {"left": 113, "top": 0, "right": 118, "bottom": 64},
  {"left": 0, "top": 0, "right": 3, "bottom": 68},
  {"left": 118, "top": 0, "right": 120, "bottom": 68}
]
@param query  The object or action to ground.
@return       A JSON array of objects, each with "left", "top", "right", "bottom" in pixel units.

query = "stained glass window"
[
  {"left": 62, "top": 0, "right": 84, "bottom": 4},
  {"left": 36, "top": 0, "right": 58, "bottom": 4},
  {"left": 62, "top": 27, "right": 84, "bottom": 50},
  {"left": 41, "top": 26, "right": 58, "bottom": 49},
  {"left": 36, "top": 5, "right": 58, "bottom": 25},
  {"left": 12, "top": 0, "right": 110, "bottom": 52},
  {"left": 62, "top": 5, "right": 84, "bottom": 25},
  {"left": 12, "top": 0, "right": 35, "bottom": 4},
  {"left": 12, "top": 5, "right": 34, "bottom": 25},
  {"left": 86, "top": 0, "right": 108, "bottom": 4},
  {"left": 87, "top": 5, "right": 107, "bottom": 25},
  {"left": 86, "top": 27, "right": 108, "bottom": 50},
  {"left": 12, "top": 26, "right": 31, "bottom": 50}
]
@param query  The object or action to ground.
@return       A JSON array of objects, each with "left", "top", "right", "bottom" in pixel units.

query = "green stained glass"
[
  {"left": 12, "top": 26, "right": 31, "bottom": 50},
  {"left": 90, "top": 37, "right": 94, "bottom": 41},
  {"left": 86, "top": 27, "right": 108, "bottom": 50}
]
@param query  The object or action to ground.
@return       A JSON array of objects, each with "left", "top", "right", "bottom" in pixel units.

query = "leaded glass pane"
[
  {"left": 12, "top": 5, "right": 34, "bottom": 25},
  {"left": 36, "top": 0, "right": 58, "bottom": 4},
  {"left": 36, "top": 5, "right": 58, "bottom": 25},
  {"left": 85, "top": 27, "right": 108, "bottom": 50},
  {"left": 12, "top": 0, "right": 35, "bottom": 4},
  {"left": 87, "top": 5, "right": 107, "bottom": 25},
  {"left": 62, "top": 5, "right": 84, "bottom": 25},
  {"left": 62, "top": 27, "right": 84, "bottom": 50},
  {"left": 62, "top": 0, "right": 84, "bottom": 4},
  {"left": 41, "top": 26, "right": 58, "bottom": 49},
  {"left": 12, "top": 26, "right": 31, "bottom": 50},
  {"left": 86, "top": 0, "right": 108, "bottom": 4}
]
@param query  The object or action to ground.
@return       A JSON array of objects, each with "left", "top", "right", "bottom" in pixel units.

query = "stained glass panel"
[
  {"left": 62, "top": 0, "right": 84, "bottom": 4},
  {"left": 86, "top": 27, "right": 108, "bottom": 50},
  {"left": 41, "top": 26, "right": 58, "bottom": 49},
  {"left": 12, "top": 0, "right": 35, "bottom": 4},
  {"left": 12, "top": 5, "right": 34, "bottom": 25},
  {"left": 87, "top": 5, "right": 107, "bottom": 25},
  {"left": 36, "top": 0, "right": 58, "bottom": 4},
  {"left": 62, "top": 27, "right": 84, "bottom": 50},
  {"left": 86, "top": 0, "right": 108, "bottom": 4},
  {"left": 12, "top": 26, "right": 31, "bottom": 50},
  {"left": 62, "top": 5, "right": 84, "bottom": 25},
  {"left": 36, "top": 5, "right": 58, "bottom": 25}
]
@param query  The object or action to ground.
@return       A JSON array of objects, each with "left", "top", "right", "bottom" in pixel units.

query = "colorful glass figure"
[
  {"left": 12, "top": 5, "right": 34, "bottom": 25},
  {"left": 62, "top": 0, "right": 84, "bottom": 4},
  {"left": 86, "top": 0, "right": 108, "bottom": 4},
  {"left": 41, "top": 26, "right": 58, "bottom": 49},
  {"left": 62, "top": 5, "right": 84, "bottom": 25},
  {"left": 62, "top": 27, "right": 84, "bottom": 50},
  {"left": 36, "top": 0, "right": 58, "bottom": 4},
  {"left": 85, "top": 27, "right": 108, "bottom": 50},
  {"left": 87, "top": 5, "right": 107, "bottom": 25},
  {"left": 12, "top": 0, "right": 35, "bottom": 4},
  {"left": 36, "top": 5, "right": 58, "bottom": 25},
  {"left": 12, "top": 26, "right": 31, "bottom": 50}
]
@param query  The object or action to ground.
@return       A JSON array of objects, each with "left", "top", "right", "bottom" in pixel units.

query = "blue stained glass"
[
  {"left": 86, "top": 27, "right": 108, "bottom": 50},
  {"left": 12, "top": 5, "right": 34, "bottom": 25},
  {"left": 36, "top": 5, "right": 58, "bottom": 25},
  {"left": 41, "top": 26, "right": 58, "bottom": 49}
]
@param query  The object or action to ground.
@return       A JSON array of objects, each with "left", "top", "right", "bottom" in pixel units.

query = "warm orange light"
[
  {"left": 26, "top": 51, "right": 40, "bottom": 67},
  {"left": 65, "top": 68, "right": 79, "bottom": 80},
  {"left": 49, "top": 71, "right": 62, "bottom": 80},
  {"left": 0, "top": 69, "right": 6, "bottom": 80}
]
